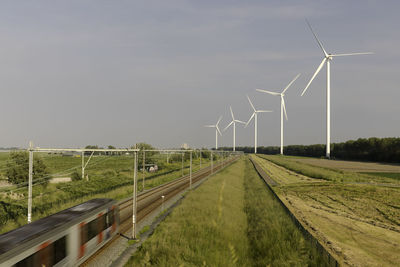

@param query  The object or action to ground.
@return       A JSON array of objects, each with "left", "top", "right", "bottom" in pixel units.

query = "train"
[{"left": 0, "top": 198, "right": 119, "bottom": 267}]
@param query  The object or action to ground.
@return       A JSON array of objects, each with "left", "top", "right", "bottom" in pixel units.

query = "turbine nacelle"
[
  {"left": 256, "top": 73, "right": 300, "bottom": 121},
  {"left": 302, "top": 20, "right": 373, "bottom": 97},
  {"left": 245, "top": 95, "right": 273, "bottom": 127}
]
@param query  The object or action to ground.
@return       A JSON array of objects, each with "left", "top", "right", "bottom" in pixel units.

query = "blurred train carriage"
[{"left": 0, "top": 198, "right": 119, "bottom": 267}]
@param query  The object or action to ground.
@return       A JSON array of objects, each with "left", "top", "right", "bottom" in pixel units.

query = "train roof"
[{"left": 0, "top": 198, "right": 114, "bottom": 255}]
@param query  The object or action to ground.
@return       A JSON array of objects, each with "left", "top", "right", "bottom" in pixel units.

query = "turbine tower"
[
  {"left": 204, "top": 116, "right": 222, "bottom": 149},
  {"left": 256, "top": 74, "right": 301, "bottom": 155},
  {"left": 245, "top": 95, "right": 272, "bottom": 154},
  {"left": 223, "top": 106, "right": 246, "bottom": 151},
  {"left": 301, "top": 20, "right": 373, "bottom": 158}
]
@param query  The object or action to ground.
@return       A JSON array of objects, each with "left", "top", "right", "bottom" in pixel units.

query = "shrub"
[{"left": 6, "top": 151, "right": 50, "bottom": 186}]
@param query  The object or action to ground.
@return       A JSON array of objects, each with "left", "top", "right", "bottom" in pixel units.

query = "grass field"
[
  {"left": 293, "top": 157, "right": 400, "bottom": 173},
  {"left": 126, "top": 158, "right": 327, "bottom": 266},
  {"left": 251, "top": 155, "right": 400, "bottom": 266},
  {"left": 364, "top": 172, "right": 400, "bottom": 180},
  {"left": 258, "top": 154, "right": 400, "bottom": 184},
  {"left": 0, "top": 152, "right": 213, "bottom": 234}
]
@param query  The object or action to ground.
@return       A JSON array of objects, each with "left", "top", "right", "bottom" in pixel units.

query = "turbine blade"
[
  {"left": 282, "top": 73, "right": 301, "bottom": 94},
  {"left": 282, "top": 96, "right": 288, "bottom": 120},
  {"left": 216, "top": 116, "right": 222, "bottom": 126},
  {"left": 216, "top": 125, "right": 222, "bottom": 136},
  {"left": 301, "top": 58, "right": 327, "bottom": 96},
  {"left": 230, "top": 106, "right": 235, "bottom": 120},
  {"left": 235, "top": 120, "right": 246, "bottom": 124},
  {"left": 331, "top": 52, "right": 374, "bottom": 57},
  {"left": 306, "top": 19, "right": 328, "bottom": 57},
  {"left": 257, "top": 110, "right": 273, "bottom": 113},
  {"left": 223, "top": 121, "right": 234, "bottom": 132},
  {"left": 256, "top": 89, "right": 280, "bottom": 96},
  {"left": 246, "top": 95, "right": 256, "bottom": 112},
  {"left": 245, "top": 113, "right": 255, "bottom": 128},
  {"left": 204, "top": 125, "right": 215, "bottom": 128}
]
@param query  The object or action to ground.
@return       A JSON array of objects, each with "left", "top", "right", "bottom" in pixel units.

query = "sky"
[{"left": 0, "top": 0, "right": 399, "bottom": 149}]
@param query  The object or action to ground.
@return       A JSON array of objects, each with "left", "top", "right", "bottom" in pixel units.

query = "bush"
[
  {"left": 6, "top": 151, "right": 50, "bottom": 186},
  {"left": 71, "top": 171, "right": 81, "bottom": 181}
]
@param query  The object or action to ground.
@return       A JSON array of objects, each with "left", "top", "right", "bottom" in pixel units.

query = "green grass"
[
  {"left": 364, "top": 172, "right": 400, "bottom": 180},
  {"left": 243, "top": 158, "right": 326, "bottom": 266},
  {"left": 125, "top": 158, "right": 327, "bottom": 266},
  {"left": 257, "top": 154, "right": 398, "bottom": 184},
  {"left": 126, "top": 158, "right": 251, "bottom": 266}
]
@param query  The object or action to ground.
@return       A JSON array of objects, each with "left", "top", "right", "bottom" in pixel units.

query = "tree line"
[{"left": 219, "top": 137, "right": 400, "bottom": 163}]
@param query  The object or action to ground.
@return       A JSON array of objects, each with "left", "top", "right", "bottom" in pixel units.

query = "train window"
[
  {"left": 107, "top": 211, "right": 114, "bottom": 227},
  {"left": 98, "top": 214, "right": 106, "bottom": 232},
  {"left": 38, "top": 243, "right": 53, "bottom": 267},
  {"left": 14, "top": 235, "right": 65, "bottom": 267},
  {"left": 54, "top": 236, "right": 66, "bottom": 264},
  {"left": 88, "top": 218, "right": 98, "bottom": 240},
  {"left": 81, "top": 223, "right": 88, "bottom": 245},
  {"left": 15, "top": 252, "right": 35, "bottom": 267}
]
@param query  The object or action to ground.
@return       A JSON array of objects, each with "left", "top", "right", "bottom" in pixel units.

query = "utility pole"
[
  {"left": 189, "top": 151, "right": 192, "bottom": 189},
  {"left": 142, "top": 151, "right": 145, "bottom": 190},
  {"left": 82, "top": 151, "right": 94, "bottom": 181},
  {"left": 132, "top": 151, "right": 138, "bottom": 239},
  {"left": 81, "top": 151, "right": 84, "bottom": 179},
  {"left": 211, "top": 151, "right": 213, "bottom": 174},
  {"left": 199, "top": 149, "right": 202, "bottom": 168},
  {"left": 181, "top": 153, "right": 184, "bottom": 177},
  {"left": 28, "top": 141, "right": 33, "bottom": 223}
]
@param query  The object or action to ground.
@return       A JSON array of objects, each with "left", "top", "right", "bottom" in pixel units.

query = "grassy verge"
[
  {"left": 243, "top": 159, "right": 326, "bottom": 266},
  {"left": 126, "top": 158, "right": 327, "bottom": 266},
  {"left": 126, "top": 158, "right": 250, "bottom": 266}
]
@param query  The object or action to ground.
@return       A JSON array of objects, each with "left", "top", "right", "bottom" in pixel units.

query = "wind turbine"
[
  {"left": 301, "top": 20, "right": 373, "bottom": 159},
  {"left": 256, "top": 74, "right": 301, "bottom": 155},
  {"left": 223, "top": 106, "right": 246, "bottom": 151},
  {"left": 204, "top": 116, "right": 222, "bottom": 149},
  {"left": 245, "top": 95, "right": 272, "bottom": 154}
]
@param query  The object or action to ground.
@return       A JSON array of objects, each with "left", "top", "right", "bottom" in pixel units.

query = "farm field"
[
  {"left": 251, "top": 155, "right": 400, "bottom": 266},
  {"left": 290, "top": 156, "right": 400, "bottom": 173},
  {"left": 0, "top": 151, "right": 215, "bottom": 234},
  {"left": 258, "top": 154, "right": 400, "bottom": 184},
  {"left": 126, "top": 158, "right": 327, "bottom": 266}
]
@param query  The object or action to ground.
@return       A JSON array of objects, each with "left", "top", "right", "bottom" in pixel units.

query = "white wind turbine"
[
  {"left": 223, "top": 106, "right": 246, "bottom": 151},
  {"left": 256, "top": 74, "right": 301, "bottom": 155},
  {"left": 204, "top": 116, "right": 222, "bottom": 149},
  {"left": 301, "top": 20, "right": 373, "bottom": 158},
  {"left": 245, "top": 95, "right": 273, "bottom": 154}
]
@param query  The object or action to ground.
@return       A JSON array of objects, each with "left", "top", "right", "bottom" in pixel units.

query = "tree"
[
  {"left": 85, "top": 145, "right": 100, "bottom": 155},
  {"left": 6, "top": 151, "right": 50, "bottom": 186}
]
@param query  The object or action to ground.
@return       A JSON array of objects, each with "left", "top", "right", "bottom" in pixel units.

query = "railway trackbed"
[{"left": 81, "top": 155, "right": 240, "bottom": 266}]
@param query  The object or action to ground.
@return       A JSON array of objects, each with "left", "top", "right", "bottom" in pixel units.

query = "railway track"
[{"left": 81, "top": 155, "right": 240, "bottom": 266}]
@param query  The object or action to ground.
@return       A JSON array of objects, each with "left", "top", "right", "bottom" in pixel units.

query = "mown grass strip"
[{"left": 258, "top": 154, "right": 399, "bottom": 184}]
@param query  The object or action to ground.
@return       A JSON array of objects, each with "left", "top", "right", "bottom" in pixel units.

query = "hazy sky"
[{"left": 0, "top": 0, "right": 399, "bottom": 148}]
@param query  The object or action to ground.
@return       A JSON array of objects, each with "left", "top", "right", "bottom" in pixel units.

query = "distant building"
[{"left": 181, "top": 143, "right": 189, "bottom": 150}]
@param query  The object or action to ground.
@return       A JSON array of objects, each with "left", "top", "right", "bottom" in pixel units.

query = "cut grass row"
[
  {"left": 251, "top": 154, "right": 400, "bottom": 266},
  {"left": 257, "top": 154, "right": 399, "bottom": 184},
  {"left": 126, "top": 158, "right": 327, "bottom": 266}
]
